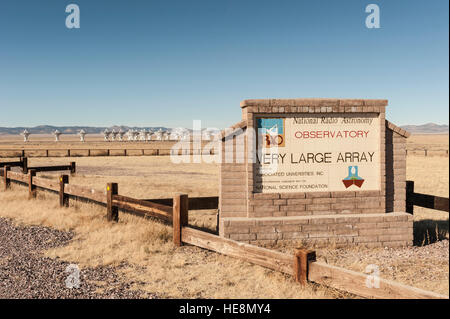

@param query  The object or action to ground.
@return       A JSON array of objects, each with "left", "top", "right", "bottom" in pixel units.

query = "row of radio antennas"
[{"left": 20, "top": 129, "right": 217, "bottom": 143}]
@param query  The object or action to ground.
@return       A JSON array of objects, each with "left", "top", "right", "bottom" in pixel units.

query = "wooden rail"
[
  {"left": 406, "top": 149, "right": 449, "bottom": 157},
  {"left": 0, "top": 148, "right": 216, "bottom": 158},
  {"left": 0, "top": 157, "right": 27, "bottom": 172},
  {"left": 1, "top": 148, "right": 447, "bottom": 158},
  {"left": 406, "top": 181, "right": 449, "bottom": 213},
  {"left": 181, "top": 226, "right": 293, "bottom": 274},
  {"left": 0, "top": 157, "right": 75, "bottom": 175},
  {"left": 308, "top": 261, "right": 447, "bottom": 299},
  {"left": 25, "top": 162, "right": 75, "bottom": 175},
  {"left": 146, "top": 196, "right": 219, "bottom": 210},
  {"left": 113, "top": 194, "right": 173, "bottom": 222},
  {"left": 0, "top": 171, "right": 447, "bottom": 299},
  {"left": 0, "top": 160, "right": 23, "bottom": 167}
]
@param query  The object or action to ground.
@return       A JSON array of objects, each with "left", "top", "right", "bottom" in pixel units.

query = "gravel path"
[{"left": 0, "top": 218, "right": 154, "bottom": 299}]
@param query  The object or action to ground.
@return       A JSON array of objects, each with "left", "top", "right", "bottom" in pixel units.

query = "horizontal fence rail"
[
  {"left": 406, "top": 181, "right": 449, "bottom": 213},
  {"left": 0, "top": 166, "right": 447, "bottom": 299},
  {"left": 181, "top": 226, "right": 293, "bottom": 274},
  {"left": 405, "top": 149, "right": 449, "bottom": 157},
  {"left": 25, "top": 164, "right": 75, "bottom": 174},
  {"left": 146, "top": 196, "right": 219, "bottom": 210},
  {"left": 0, "top": 157, "right": 75, "bottom": 175},
  {"left": 1, "top": 148, "right": 448, "bottom": 159},
  {"left": 0, "top": 160, "right": 23, "bottom": 167},
  {"left": 112, "top": 194, "right": 173, "bottom": 222},
  {"left": 0, "top": 148, "right": 217, "bottom": 158},
  {"left": 307, "top": 261, "right": 447, "bottom": 299}
]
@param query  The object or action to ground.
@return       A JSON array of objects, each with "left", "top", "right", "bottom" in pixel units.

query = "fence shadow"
[{"left": 413, "top": 219, "right": 449, "bottom": 246}]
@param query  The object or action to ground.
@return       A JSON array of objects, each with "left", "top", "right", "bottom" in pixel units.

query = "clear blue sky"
[{"left": 0, "top": 0, "right": 448, "bottom": 129}]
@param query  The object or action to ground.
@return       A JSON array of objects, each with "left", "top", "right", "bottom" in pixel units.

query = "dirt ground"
[{"left": 0, "top": 134, "right": 448, "bottom": 298}]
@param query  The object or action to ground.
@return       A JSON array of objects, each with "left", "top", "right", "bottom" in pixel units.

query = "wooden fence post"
[
  {"left": 216, "top": 210, "right": 220, "bottom": 234},
  {"left": 406, "top": 180, "right": 414, "bottom": 214},
  {"left": 70, "top": 162, "right": 76, "bottom": 175},
  {"left": 106, "top": 182, "right": 119, "bottom": 222},
  {"left": 22, "top": 157, "right": 28, "bottom": 174},
  {"left": 293, "top": 248, "right": 316, "bottom": 285},
  {"left": 28, "top": 169, "right": 36, "bottom": 199},
  {"left": 21, "top": 150, "right": 25, "bottom": 158},
  {"left": 3, "top": 166, "right": 10, "bottom": 190},
  {"left": 173, "top": 193, "right": 188, "bottom": 247},
  {"left": 59, "top": 174, "right": 69, "bottom": 207}
]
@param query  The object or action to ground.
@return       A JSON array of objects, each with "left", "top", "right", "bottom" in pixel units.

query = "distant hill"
[{"left": 400, "top": 123, "right": 449, "bottom": 134}]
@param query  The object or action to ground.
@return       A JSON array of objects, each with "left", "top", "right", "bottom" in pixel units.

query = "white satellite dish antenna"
[
  {"left": 117, "top": 129, "right": 125, "bottom": 141},
  {"left": 53, "top": 130, "right": 62, "bottom": 142},
  {"left": 103, "top": 129, "right": 111, "bottom": 142},
  {"left": 21, "top": 129, "right": 30, "bottom": 142},
  {"left": 78, "top": 129, "right": 86, "bottom": 142}
]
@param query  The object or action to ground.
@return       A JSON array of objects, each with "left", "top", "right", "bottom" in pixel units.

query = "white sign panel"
[{"left": 255, "top": 114, "right": 380, "bottom": 193}]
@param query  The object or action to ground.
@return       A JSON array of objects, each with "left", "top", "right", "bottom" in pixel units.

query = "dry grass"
[
  {"left": 0, "top": 184, "right": 346, "bottom": 299},
  {"left": 407, "top": 155, "right": 449, "bottom": 246},
  {"left": 25, "top": 156, "right": 220, "bottom": 231}
]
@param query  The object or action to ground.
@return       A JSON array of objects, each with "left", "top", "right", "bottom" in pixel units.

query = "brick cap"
[
  {"left": 222, "top": 212, "right": 411, "bottom": 223},
  {"left": 220, "top": 120, "right": 247, "bottom": 139},
  {"left": 386, "top": 120, "right": 411, "bottom": 138},
  {"left": 240, "top": 98, "right": 388, "bottom": 108}
]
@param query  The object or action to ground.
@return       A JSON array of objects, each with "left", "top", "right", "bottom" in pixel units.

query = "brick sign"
[{"left": 255, "top": 114, "right": 381, "bottom": 193}]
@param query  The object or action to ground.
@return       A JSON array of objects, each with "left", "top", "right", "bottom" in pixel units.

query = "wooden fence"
[
  {"left": 406, "top": 149, "right": 449, "bottom": 157},
  {"left": 0, "top": 158, "right": 75, "bottom": 175},
  {"left": 0, "top": 167, "right": 447, "bottom": 299},
  {"left": 0, "top": 148, "right": 216, "bottom": 158},
  {"left": 0, "top": 158, "right": 27, "bottom": 171},
  {"left": 1, "top": 148, "right": 448, "bottom": 159},
  {"left": 406, "top": 181, "right": 449, "bottom": 214}
]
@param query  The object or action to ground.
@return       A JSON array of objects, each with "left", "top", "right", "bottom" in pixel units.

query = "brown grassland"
[{"left": 0, "top": 134, "right": 448, "bottom": 298}]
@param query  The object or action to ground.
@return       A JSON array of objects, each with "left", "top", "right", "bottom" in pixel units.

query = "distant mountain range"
[{"left": 400, "top": 123, "right": 449, "bottom": 134}]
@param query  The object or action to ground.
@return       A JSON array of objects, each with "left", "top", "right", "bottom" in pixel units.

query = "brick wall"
[
  {"left": 385, "top": 121, "right": 409, "bottom": 212},
  {"left": 219, "top": 127, "right": 248, "bottom": 218},
  {"left": 219, "top": 98, "right": 412, "bottom": 247},
  {"left": 220, "top": 212, "right": 413, "bottom": 248},
  {"left": 248, "top": 190, "right": 385, "bottom": 217}
]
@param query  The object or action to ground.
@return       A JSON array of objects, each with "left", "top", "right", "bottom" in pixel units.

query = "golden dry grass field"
[{"left": 0, "top": 134, "right": 448, "bottom": 298}]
